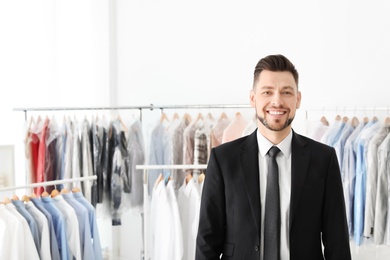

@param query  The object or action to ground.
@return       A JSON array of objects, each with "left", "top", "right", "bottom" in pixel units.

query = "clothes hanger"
[
  {"left": 61, "top": 188, "right": 70, "bottom": 194},
  {"left": 320, "top": 116, "right": 329, "bottom": 126},
  {"left": 185, "top": 173, "right": 193, "bottom": 185},
  {"left": 198, "top": 172, "right": 205, "bottom": 184},
  {"left": 173, "top": 112, "right": 180, "bottom": 120},
  {"left": 117, "top": 114, "right": 128, "bottom": 132},
  {"left": 22, "top": 195, "right": 30, "bottom": 203},
  {"left": 154, "top": 173, "right": 164, "bottom": 188},
  {"left": 72, "top": 187, "right": 81, "bottom": 193},
  {"left": 195, "top": 113, "right": 204, "bottom": 122},
  {"left": 51, "top": 189, "right": 60, "bottom": 198},
  {"left": 160, "top": 112, "right": 169, "bottom": 123},
  {"left": 385, "top": 116, "right": 390, "bottom": 126},
  {"left": 219, "top": 112, "right": 228, "bottom": 121},
  {"left": 41, "top": 185, "right": 50, "bottom": 197},
  {"left": 351, "top": 117, "right": 359, "bottom": 127},
  {"left": 2, "top": 197, "right": 11, "bottom": 204}
]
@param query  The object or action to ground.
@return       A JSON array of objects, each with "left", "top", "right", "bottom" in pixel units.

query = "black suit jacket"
[{"left": 195, "top": 130, "right": 351, "bottom": 260}]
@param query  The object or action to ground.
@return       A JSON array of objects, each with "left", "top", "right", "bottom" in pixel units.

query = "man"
[{"left": 195, "top": 54, "right": 351, "bottom": 260}]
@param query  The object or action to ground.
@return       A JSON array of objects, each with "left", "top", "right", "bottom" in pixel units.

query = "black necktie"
[{"left": 264, "top": 146, "right": 281, "bottom": 260}]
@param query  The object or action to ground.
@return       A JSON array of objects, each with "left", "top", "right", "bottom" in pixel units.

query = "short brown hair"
[{"left": 253, "top": 54, "right": 299, "bottom": 89}]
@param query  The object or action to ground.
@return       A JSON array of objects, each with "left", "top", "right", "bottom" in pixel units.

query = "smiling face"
[{"left": 250, "top": 70, "right": 301, "bottom": 141}]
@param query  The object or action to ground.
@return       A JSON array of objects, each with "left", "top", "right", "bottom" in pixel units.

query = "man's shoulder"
[{"left": 294, "top": 132, "right": 334, "bottom": 152}]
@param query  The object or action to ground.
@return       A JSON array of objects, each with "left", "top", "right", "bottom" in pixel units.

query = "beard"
[
  {"left": 257, "top": 114, "right": 294, "bottom": 131},
  {"left": 256, "top": 109, "right": 294, "bottom": 132}
]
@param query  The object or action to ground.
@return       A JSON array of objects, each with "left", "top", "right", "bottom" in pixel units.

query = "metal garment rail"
[
  {"left": 135, "top": 164, "right": 207, "bottom": 260},
  {"left": 13, "top": 104, "right": 252, "bottom": 121},
  {"left": 0, "top": 175, "right": 97, "bottom": 192}
]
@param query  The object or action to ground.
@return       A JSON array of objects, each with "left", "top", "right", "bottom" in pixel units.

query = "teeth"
[{"left": 269, "top": 111, "right": 284, "bottom": 115}]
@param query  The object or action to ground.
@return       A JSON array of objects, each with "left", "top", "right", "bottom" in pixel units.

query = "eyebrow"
[{"left": 260, "top": 85, "right": 295, "bottom": 90}]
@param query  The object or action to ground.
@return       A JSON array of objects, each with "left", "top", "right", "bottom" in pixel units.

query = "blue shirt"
[
  {"left": 30, "top": 198, "right": 61, "bottom": 260},
  {"left": 40, "top": 196, "right": 70, "bottom": 260},
  {"left": 73, "top": 191, "right": 103, "bottom": 260},
  {"left": 342, "top": 121, "right": 366, "bottom": 237},
  {"left": 62, "top": 193, "right": 95, "bottom": 259},
  {"left": 353, "top": 119, "right": 380, "bottom": 245},
  {"left": 11, "top": 199, "right": 41, "bottom": 256}
]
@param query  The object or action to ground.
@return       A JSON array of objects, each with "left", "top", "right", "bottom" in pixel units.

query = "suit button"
[{"left": 254, "top": 245, "right": 259, "bottom": 252}]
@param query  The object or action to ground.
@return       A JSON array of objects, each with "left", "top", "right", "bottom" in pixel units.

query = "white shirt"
[
  {"left": 178, "top": 178, "right": 201, "bottom": 260},
  {"left": 52, "top": 195, "right": 82, "bottom": 260},
  {"left": 257, "top": 130, "right": 292, "bottom": 260},
  {"left": 0, "top": 204, "right": 25, "bottom": 260},
  {"left": 150, "top": 180, "right": 183, "bottom": 260},
  {"left": 5, "top": 203, "right": 40, "bottom": 260},
  {"left": 25, "top": 201, "right": 51, "bottom": 260}
]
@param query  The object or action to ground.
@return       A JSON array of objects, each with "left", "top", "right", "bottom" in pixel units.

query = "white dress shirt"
[
  {"left": 151, "top": 179, "right": 183, "bottom": 260},
  {"left": 0, "top": 204, "right": 25, "bottom": 260},
  {"left": 257, "top": 130, "right": 292, "bottom": 260},
  {"left": 5, "top": 203, "right": 40, "bottom": 260},
  {"left": 178, "top": 178, "right": 201, "bottom": 260},
  {"left": 25, "top": 201, "right": 51, "bottom": 260},
  {"left": 53, "top": 194, "right": 82, "bottom": 260}
]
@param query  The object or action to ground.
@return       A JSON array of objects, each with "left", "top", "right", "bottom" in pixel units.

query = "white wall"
[{"left": 1, "top": 0, "right": 390, "bottom": 259}]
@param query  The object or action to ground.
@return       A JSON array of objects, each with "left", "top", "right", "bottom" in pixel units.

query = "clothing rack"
[
  {"left": 135, "top": 164, "right": 208, "bottom": 260},
  {"left": 13, "top": 104, "right": 252, "bottom": 121},
  {"left": 304, "top": 106, "right": 390, "bottom": 119},
  {"left": 0, "top": 175, "right": 97, "bottom": 192}
]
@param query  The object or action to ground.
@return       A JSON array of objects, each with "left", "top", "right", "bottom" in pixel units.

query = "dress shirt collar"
[{"left": 256, "top": 129, "right": 292, "bottom": 158}]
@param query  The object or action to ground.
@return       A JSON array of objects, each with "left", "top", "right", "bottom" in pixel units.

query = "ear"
[
  {"left": 250, "top": 89, "right": 256, "bottom": 108},
  {"left": 296, "top": 91, "right": 302, "bottom": 109}
]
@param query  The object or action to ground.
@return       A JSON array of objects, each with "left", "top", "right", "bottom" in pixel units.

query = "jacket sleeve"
[
  {"left": 322, "top": 148, "right": 352, "bottom": 260},
  {"left": 195, "top": 148, "right": 226, "bottom": 260}
]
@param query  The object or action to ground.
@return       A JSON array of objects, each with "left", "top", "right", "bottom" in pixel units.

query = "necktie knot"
[{"left": 268, "top": 146, "right": 280, "bottom": 157}]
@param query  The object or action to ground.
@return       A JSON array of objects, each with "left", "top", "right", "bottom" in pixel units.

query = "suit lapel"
[
  {"left": 239, "top": 131, "right": 261, "bottom": 235},
  {"left": 290, "top": 131, "right": 310, "bottom": 228}
]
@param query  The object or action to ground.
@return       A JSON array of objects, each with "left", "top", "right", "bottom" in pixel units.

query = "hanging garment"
[
  {"left": 30, "top": 197, "right": 61, "bottom": 260},
  {"left": 210, "top": 113, "right": 231, "bottom": 148},
  {"left": 221, "top": 112, "right": 248, "bottom": 143},
  {"left": 170, "top": 114, "right": 191, "bottom": 190},
  {"left": 308, "top": 116, "right": 329, "bottom": 142},
  {"left": 109, "top": 120, "right": 130, "bottom": 225},
  {"left": 0, "top": 204, "right": 25, "bottom": 259},
  {"left": 25, "top": 200, "right": 51, "bottom": 260},
  {"left": 363, "top": 123, "right": 390, "bottom": 238},
  {"left": 5, "top": 203, "right": 40, "bottom": 259},
  {"left": 52, "top": 194, "right": 82, "bottom": 260},
  {"left": 126, "top": 119, "right": 145, "bottom": 210},
  {"left": 63, "top": 116, "right": 74, "bottom": 185},
  {"left": 333, "top": 118, "right": 357, "bottom": 170},
  {"left": 11, "top": 199, "right": 41, "bottom": 255},
  {"left": 24, "top": 116, "right": 37, "bottom": 185},
  {"left": 72, "top": 117, "right": 82, "bottom": 189},
  {"left": 374, "top": 132, "right": 390, "bottom": 245},
  {"left": 91, "top": 116, "right": 104, "bottom": 205},
  {"left": 73, "top": 191, "right": 103, "bottom": 260},
  {"left": 148, "top": 119, "right": 170, "bottom": 195},
  {"left": 178, "top": 178, "right": 201, "bottom": 260},
  {"left": 151, "top": 178, "right": 183, "bottom": 260},
  {"left": 81, "top": 118, "right": 94, "bottom": 204},
  {"left": 341, "top": 120, "right": 366, "bottom": 236},
  {"left": 62, "top": 192, "right": 94, "bottom": 259},
  {"left": 36, "top": 117, "right": 50, "bottom": 195},
  {"left": 45, "top": 117, "right": 60, "bottom": 193},
  {"left": 353, "top": 118, "right": 380, "bottom": 245},
  {"left": 40, "top": 195, "right": 70, "bottom": 260}
]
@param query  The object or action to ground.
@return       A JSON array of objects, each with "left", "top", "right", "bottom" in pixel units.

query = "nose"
[{"left": 271, "top": 93, "right": 284, "bottom": 107}]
